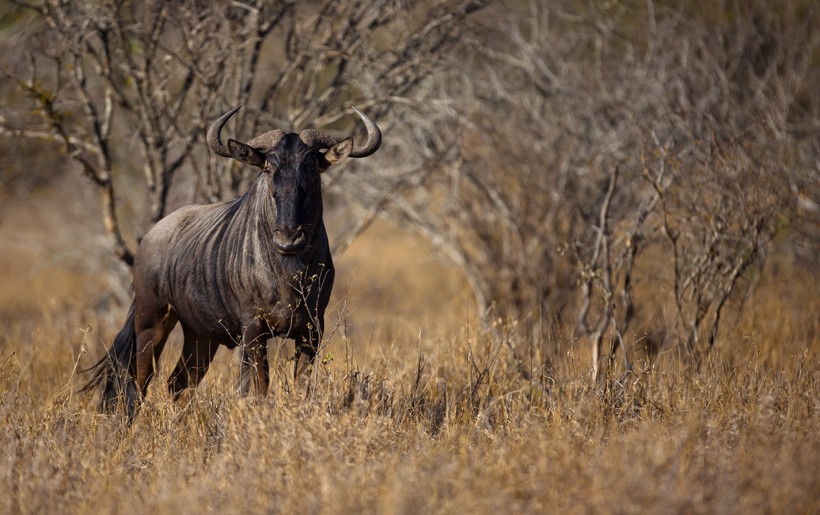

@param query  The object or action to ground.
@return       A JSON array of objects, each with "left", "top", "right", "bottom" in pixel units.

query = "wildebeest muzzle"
[{"left": 273, "top": 226, "right": 306, "bottom": 255}]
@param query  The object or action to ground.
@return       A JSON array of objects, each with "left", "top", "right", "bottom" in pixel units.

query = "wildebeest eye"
[
  {"left": 304, "top": 171, "right": 321, "bottom": 192},
  {"left": 301, "top": 155, "right": 319, "bottom": 173},
  {"left": 267, "top": 154, "right": 281, "bottom": 170}
]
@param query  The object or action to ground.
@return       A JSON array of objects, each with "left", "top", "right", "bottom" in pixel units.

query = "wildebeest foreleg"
[{"left": 238, "top": 318, "right": 272, "bottom": 397}]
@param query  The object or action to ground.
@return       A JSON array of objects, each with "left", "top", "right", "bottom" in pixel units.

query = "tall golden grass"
[{"left": 0, "top": 192, "right": 817, "bottom": 514}]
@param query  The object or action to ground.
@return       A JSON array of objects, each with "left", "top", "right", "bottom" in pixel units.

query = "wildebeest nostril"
[
  {"left": 275, "top": 227, "right": 302, "bottom": 243},
  {"left": 273, "top": 227, "right": 306, "bottom": 255}
]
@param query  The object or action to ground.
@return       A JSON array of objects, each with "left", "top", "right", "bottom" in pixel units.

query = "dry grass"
[{"left": 0, "top": 192, "right": 818, "bottom": 514}]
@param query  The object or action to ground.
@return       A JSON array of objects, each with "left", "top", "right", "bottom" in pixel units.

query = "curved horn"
[
  {"left": 299, "top": 129, "right": 338, "bottom": 149},
  {"left": 248, "top": 129, "right": 287, "bottom": 152},
  {"left": 299, "top": 107, "right": 382, "bottom": 158},
  {"left": 206, "top": 105, "right": 242, "bottom": 158},
  {"left": 348, "top": 106, "right": 381, "bottom": 158}
]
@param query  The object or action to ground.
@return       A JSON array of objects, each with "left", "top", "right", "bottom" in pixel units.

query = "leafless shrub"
[{"left": 383, "top": 0, "right": 818, "bottom": 376}]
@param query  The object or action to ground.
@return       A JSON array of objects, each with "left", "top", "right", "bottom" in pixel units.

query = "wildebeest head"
[{"left": 206, "top": 106, "right": 381, "bottom": 255}]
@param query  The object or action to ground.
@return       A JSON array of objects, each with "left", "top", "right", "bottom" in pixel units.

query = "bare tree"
[{"left": 0, "top": 0, "right": 491, "bottom": 267}]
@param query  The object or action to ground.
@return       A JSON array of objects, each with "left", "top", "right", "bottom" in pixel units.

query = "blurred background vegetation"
[{"left": 0, "top": 0, "right": 817, "bottom": 377}]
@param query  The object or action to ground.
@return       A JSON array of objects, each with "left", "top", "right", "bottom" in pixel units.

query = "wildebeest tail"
[{"left": 80, "top": 302, "right": 139, "bottom": 415}]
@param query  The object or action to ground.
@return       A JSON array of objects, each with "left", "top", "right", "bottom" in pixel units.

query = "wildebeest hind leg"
[
  {"left": 168, "top": 326, "right": 219, "bottom": 401},
  {"left": 134, "top": 304, "right": 178, "bottom": 402}
]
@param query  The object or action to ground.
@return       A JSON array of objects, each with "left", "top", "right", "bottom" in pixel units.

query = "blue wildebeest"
[{"left": 83, "top": 106, "right": 381, "bottom": 416}]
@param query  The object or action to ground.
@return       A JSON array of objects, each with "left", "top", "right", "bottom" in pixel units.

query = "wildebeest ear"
[
  {"left": 321, "top": 138, "right": 353, "bottom": 171},
  {"left": 227, "top": 139, "right": 266, "bottom": 168}
]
